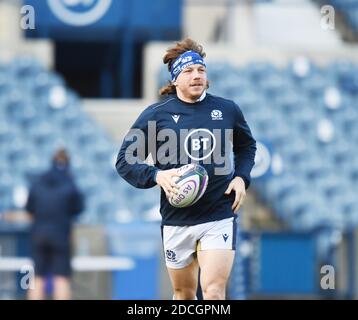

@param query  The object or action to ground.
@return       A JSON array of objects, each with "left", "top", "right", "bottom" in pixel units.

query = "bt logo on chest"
[{"left": 184, "top": 129, "right": 216, "bottom": 161}]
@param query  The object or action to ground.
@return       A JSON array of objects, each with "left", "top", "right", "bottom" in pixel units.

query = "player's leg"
[
  {"left": 27, "top": 276, "right": 46, "bottom": 300},
  {"left": 53, "top": 276, "right": 71, "bottom": 300},
  {"left": 167, "top": 257, "right": 199, "bottom": 300},
  {"left": 197, "top": 217, "right": 237, "bottom": 300},
  {"left": 197, "top": 249, "right": 235, "bottom": 300},
  {"left": 52, "top": 242, "right": 72, "bottom": 300},
  {"left": 162, "top": 224, "right": 199, "bottom": 300},
  {"left": 28, "top": 236, "right": 48, "bottom": 300}
]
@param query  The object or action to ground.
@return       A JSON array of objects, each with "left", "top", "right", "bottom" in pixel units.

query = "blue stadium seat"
[
  {"left": 312, "top": 172, "right": 347, "bottom": 201},
  {"left": 342, "top": 196, "right": 358, "bottom": 228},
  {"left": 246, "top": 62, "right": 280, "bottom": 81},
  {"left": 26, "top": 121, "right": 59, "bottom": 148},
  {"left": 29, "top": 71, "right": 65, "bottom": 98},
  {"left": 0, "top": 154, "right": 9, "bottom": 173},
  {"left": 9, "top": 56, "right": 43, "bottom": 78},
  {"left": 331, "top": 103, "right": 358, "bottom": 136},
  {"left": 8, "top": 91, "right": 46, "bottom": 121},
  {"left": 0, "top": 73, "right": 15, "bottom": 98},
  {"left": 232, "top": 92, "right": 265, "bottom": 117},
  {"left": 287, "top": 57, "right": 318, "bottom": 80},
  {"left": 275, "top": 189, "right": 313, "bottom": 220},
  {"left": 300, "top": 73, "right": 336, "bottom": 98},
  {"left": 22, "top": 153, "right": 49, "bottom": 178},
  {"left": 274, "top": 89, "right": 308, "bottom": 114},
  {"left": 290, "top": 147, "right": 330, "bottom": 169},
  {"left": 220, "top": 73, "right": 253, "bottom": 98},
  {"left": 324, "top": 140, "right": 351, "bottom": 167},
  {"left": 258, "top": 173, "right": 300, "bottom": 204},
  {"left": 206, "top": 62, "right": 234, "bottom": 81},
  {"left": 258, "top": 74, "right": 292, "bottom": 99},
  {"left": 59, "top": 109, "right": 89, "bottom": 135},
  {"left": 0, "top": 172, "right": 15, "bottom": 212}
]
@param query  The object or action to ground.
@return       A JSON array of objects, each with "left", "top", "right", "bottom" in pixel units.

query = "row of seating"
[{"left": 0, "top": 57, "right": 159, "bottom": 223}]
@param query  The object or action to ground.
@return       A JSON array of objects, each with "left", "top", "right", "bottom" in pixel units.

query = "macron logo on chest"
[{"left": 172, "top": 115, "right": 180, "bottom": 123}]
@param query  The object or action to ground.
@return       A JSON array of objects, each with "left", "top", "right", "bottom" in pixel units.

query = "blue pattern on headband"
[{"left": 170, "top": 50, "right": 206, "bottom": 81}]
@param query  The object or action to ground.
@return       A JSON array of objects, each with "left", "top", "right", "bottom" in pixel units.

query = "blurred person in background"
[{"left": 25, "top": 148, "right": 84, "bottom": 300}]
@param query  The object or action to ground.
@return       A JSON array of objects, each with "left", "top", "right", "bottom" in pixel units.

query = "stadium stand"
[
  {"left": 0, "top": 56, "right": 159, "bottom": 224},
  {"left": 214, "top": 59, "right": 357, "bottom": 232}
]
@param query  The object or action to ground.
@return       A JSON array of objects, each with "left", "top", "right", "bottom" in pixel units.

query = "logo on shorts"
[
  {"left": 222, "top": 234, "right": 229, "bottom": 242},
  {"left": 166, "top": 250, "right": 177, "bottom": 262}
]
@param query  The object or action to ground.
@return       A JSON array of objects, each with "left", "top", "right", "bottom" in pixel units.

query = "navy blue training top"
[{"left": 116, "top": 93, "right": 256, "bottom": 226}]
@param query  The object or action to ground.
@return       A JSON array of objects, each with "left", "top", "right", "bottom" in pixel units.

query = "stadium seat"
[
  {"left": 258, "top": 74, "right": 292, "bottom": 99},
  {"left": 246, "top": 62, "right": 279, "bottom": 81},
  {"left": 258, "top": 173, "right": 300, "bottom": 204}
]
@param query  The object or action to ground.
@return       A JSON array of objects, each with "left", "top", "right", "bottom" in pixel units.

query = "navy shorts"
[{"left": 31, "top": 234, "right": 71, "bottom": 277}]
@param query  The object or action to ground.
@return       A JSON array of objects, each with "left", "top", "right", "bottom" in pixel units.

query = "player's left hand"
[{"left": 224, "top": 177, "right": 246, "bottom": 214}]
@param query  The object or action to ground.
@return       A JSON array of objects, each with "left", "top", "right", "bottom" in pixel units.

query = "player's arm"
[
  {"left": 116, "top": 107, "right": 180, "bottom": 196},
  {"left": 70, "top": 184, "right": 84, "bottom": 216},
  {"left": 232, "top": 103, "right": 257, "bottom": 190},
  {"left": 225, "top": 103, "right": 256, "bottom": 213},
  {"left": 116, "top": 108, "right": 159, "bottom": 189},
  {"left": 155, "top": 169, "right": 180, "bottom": 198}
]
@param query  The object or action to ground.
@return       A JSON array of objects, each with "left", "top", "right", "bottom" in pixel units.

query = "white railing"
[{"left": 0, "top": 256, "right": 135, "bottom": 272}]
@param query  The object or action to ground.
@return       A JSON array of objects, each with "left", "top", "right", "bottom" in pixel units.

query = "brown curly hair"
[{"left": 159, "top": 38, "right": 209, "bottom": 96}]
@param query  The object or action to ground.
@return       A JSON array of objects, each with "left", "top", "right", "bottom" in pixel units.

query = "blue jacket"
[
  {"left": 116, "top": 93, "right": 256, "bottom": 226},
  {"left": 26, "top": 164, "right": 84, "bottom": 239}
]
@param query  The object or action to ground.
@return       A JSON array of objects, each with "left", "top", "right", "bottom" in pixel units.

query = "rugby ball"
[{"left": 168, "top": 164, "right": 209, "bottom": 208}]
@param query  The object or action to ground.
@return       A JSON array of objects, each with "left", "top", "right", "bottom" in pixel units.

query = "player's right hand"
[{"left": 155, "top": 169, "right": 181, "bottom": 199}]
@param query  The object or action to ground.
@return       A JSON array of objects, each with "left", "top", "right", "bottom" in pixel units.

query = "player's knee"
[
  {"left": 173, "top": 287, "right": 197, "bottom": 300},
  {"left": 202, "top": 283, "right": 226, "bottom": 300}
]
